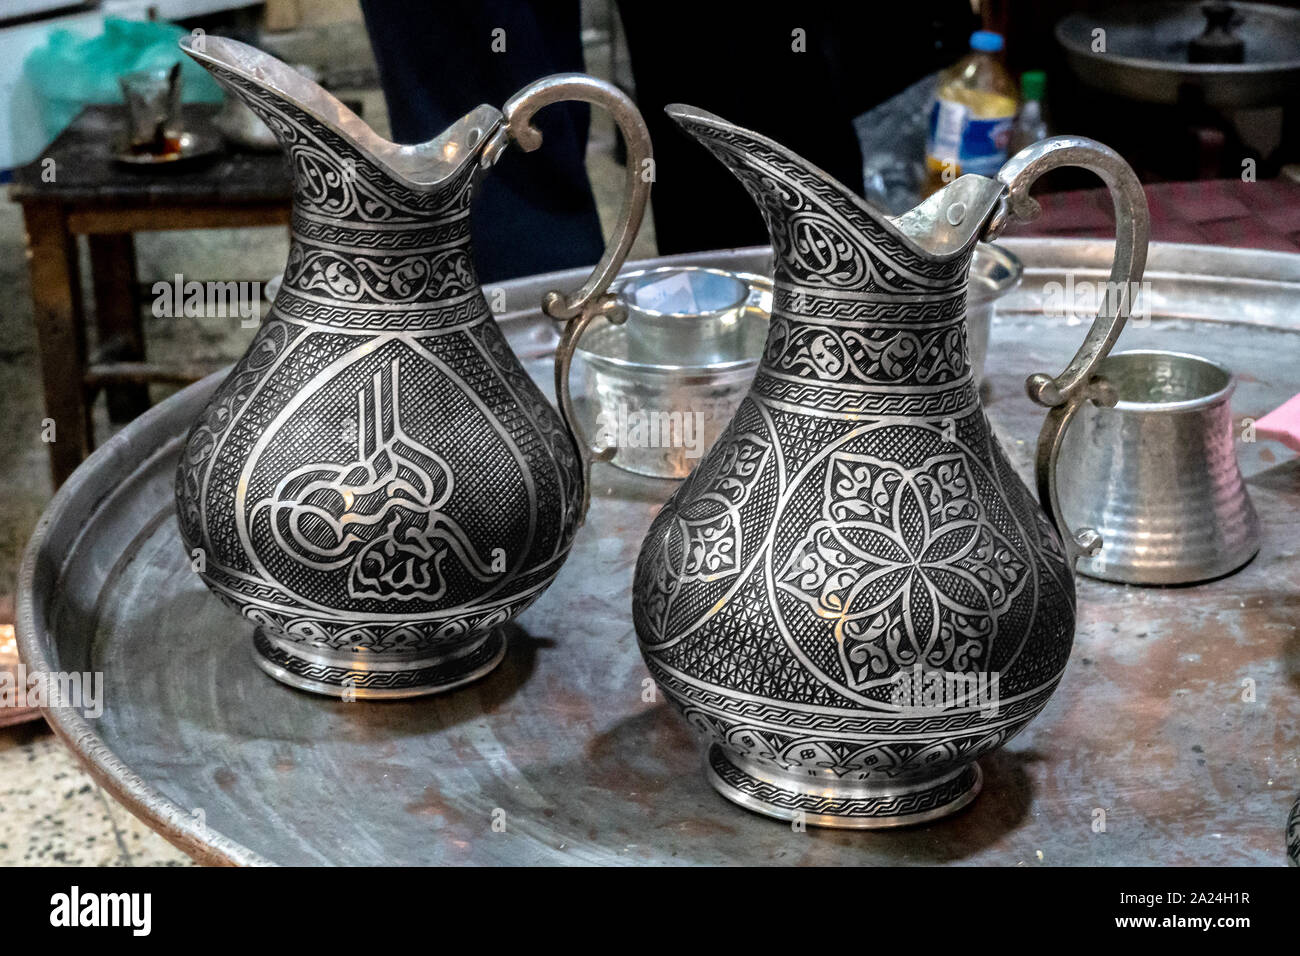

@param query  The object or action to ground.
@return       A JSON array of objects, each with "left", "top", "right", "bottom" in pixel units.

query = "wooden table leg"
[
  {"left": 22, "top": 201, "right": 90, "bottom": 487},
  {"left": 88, "top": 232, "right": 149, "bottom": 422}
]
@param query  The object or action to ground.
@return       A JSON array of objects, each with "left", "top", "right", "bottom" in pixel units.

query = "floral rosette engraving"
[{"left": 778, "top": 451, "right": 1028, "bottom": 690}]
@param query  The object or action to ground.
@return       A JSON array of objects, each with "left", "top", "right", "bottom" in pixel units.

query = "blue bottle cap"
[{"left": 970, "top": 30, "right": 1004, "bottom": 53}]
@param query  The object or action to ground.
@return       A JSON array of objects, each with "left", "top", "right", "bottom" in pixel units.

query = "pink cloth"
[{"left": 1004, "top": 178, "right": 1300, "bottom": 253}]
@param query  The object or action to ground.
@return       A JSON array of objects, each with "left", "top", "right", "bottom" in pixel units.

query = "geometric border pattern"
[{"left": 707, "top": 745, "right": 981, "bottom": 821}]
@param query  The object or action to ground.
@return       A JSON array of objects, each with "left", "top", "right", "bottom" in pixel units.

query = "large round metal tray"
[{"left": 18, "top": 240, "right": 1300, "bottom": 865}]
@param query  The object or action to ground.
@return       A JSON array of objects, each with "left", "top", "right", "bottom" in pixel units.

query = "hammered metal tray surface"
[{"left": 18, "top": 240, "right": 1300, "bottom": 865}]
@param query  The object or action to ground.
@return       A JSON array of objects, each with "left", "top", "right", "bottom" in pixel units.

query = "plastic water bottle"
[
  {"left": 924, "top": 30, "right": 1018, "bottom": 194},
  {"left": 1009, "top": 70, "right": 1049, "bottom": 155}
]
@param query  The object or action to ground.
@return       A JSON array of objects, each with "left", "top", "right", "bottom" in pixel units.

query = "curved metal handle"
[
  {"left": 983, "top": 135, "right": 1149, "bottom": 563},
  {"left": 500, "top": 73, "right": 652, "bottom": 522}
]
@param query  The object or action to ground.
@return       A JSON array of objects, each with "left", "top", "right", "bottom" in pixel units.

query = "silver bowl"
[
  {"left": 576, "top": 266, "right": 771, "bottom": 479},
  {"left": 577, "top": 248, "right": 1020, "bottom": 480},
  {"left": 968, "top": 241, "right": 1022, "bottom": 382}
]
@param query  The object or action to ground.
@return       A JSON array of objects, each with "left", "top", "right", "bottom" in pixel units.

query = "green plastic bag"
[{"left": 25, "top": 17, "right": 224, "bottom": 140}]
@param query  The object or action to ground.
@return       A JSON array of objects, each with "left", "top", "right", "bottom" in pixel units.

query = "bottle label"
[{"left": 928, "top": 99, "right": 1014, "bottom": 177}]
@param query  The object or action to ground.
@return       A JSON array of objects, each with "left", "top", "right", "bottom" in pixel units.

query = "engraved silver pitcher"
[
  {"left": 175, "top": 37, "right": 649, "bottom": 698},
  {"left": 631, "top": 106, "right": 1149, "bottom": 827}
]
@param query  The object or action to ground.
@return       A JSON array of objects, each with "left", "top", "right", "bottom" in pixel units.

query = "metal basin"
[{"left": 1057, "top": 2, "right": 1300, "bottom": 107}]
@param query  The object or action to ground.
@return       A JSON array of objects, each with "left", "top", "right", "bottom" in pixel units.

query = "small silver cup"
[
  {"left": 619, "top": 267, "right": 752, "bottom": 365},
  {"left": 1057, "top": 349, "right": 1260, "bottom": 585},
  {"left": 577, "top": 266, "right": 767, "bottom": 479}
]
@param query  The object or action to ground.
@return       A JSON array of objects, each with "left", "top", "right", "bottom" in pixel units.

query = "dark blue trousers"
[{"left": 361, "top": 0, "right": 604, "bottom": 282}]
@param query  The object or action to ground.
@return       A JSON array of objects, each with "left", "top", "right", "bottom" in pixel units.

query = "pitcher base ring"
[
  {"left": 705, "top": 744, "right": 982, "bottom": 829},
  {"left": 251, "top": 627, "right": 507, "bottom": 699}
]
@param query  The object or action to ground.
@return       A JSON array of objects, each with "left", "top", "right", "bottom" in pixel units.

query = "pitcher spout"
[
  {"left": 665, "top": 103, "right": 1005, "bottom": 289},
  {"left": 181, "top": 35, "right": 502, "bottom": 192},
  {"left": 888, "top": 175, "right": 1007, "bottom": 259}
]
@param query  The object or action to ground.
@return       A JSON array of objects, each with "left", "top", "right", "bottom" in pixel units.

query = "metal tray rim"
[
  {"left": 17, "top": 238, "right": 1300, "bottom": 867},
  {"left": 16, "top": 369, "right": 266, "bottom": 865}
]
